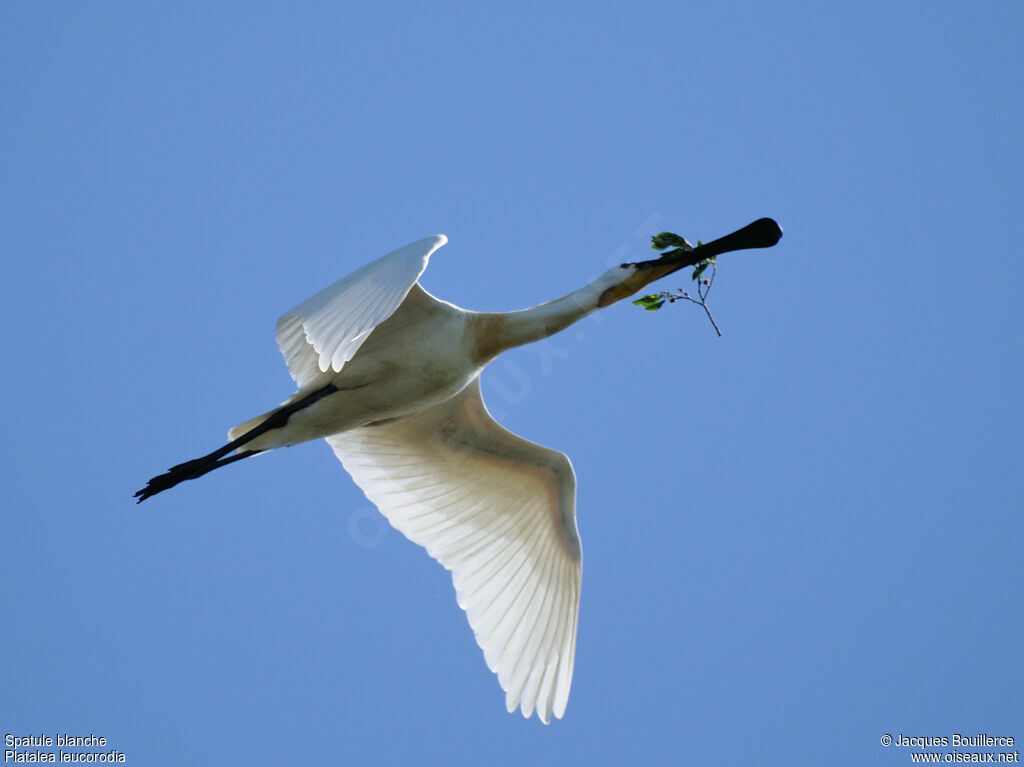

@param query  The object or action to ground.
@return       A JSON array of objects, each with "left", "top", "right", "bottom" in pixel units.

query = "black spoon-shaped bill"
[
  {"left": 690, "top": 217, "right": 783, "bottom": 259},
  {"left": 630, "top": 217, "right": 783, "bottom": 274}
]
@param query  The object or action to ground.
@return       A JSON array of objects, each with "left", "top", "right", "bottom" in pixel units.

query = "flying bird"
[{"left": 136, "top": 218, "right": 782, "bottom": 723}]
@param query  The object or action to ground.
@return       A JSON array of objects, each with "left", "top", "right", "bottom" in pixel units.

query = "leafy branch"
[{"left": 632, "top": 230, "right": 723, "bottom": 336}]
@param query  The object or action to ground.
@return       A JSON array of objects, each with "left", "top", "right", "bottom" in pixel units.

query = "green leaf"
[
  {"left": 632, "top": 295, "right": 665, "bottom": 311},
  {"left": 651, "top": 231, "right": 692, "bottom": 251},
  {"left": 692, "top": 262, "right": 708, "bottom": 281}
]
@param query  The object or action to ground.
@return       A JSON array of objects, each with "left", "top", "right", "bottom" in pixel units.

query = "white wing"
[
  {"left": 275, "top": 235, "right": 447, "bottom": 387},
  {"left": 326, "top": 377, "right": 582, "bottom": 723}
]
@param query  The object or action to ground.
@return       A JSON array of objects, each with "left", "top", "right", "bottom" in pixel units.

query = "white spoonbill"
[{"left": 136, "top": 218, "right": 782, "bottom": 723}]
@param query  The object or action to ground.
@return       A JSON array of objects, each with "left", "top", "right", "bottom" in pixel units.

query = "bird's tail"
[{"left": 228, "top": 411, "right": 274, "bottom": 442}]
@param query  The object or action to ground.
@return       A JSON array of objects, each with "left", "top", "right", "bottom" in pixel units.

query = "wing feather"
[
  {"left": 275, "top": 235, "right": 446, "bottom": 387},
  {"left": 325, "top": 376, "right": 582, "bottom": 723}
]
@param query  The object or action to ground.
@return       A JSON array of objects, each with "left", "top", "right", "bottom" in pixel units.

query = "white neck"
[{"left": 469, "top": 266, "right": 630, "bottom": 361}]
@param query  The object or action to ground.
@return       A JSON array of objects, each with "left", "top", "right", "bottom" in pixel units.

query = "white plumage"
[
  {"left": 268, "top": 235, "right": 592, "bottom": 722},
  {"left": 275, "top": 236, "right": 443, "bottom": 386},
  {"left": 137, "top": 219, "right": 781, "bottom": 722},
  {"left": 328, "top": 377, "right": 580, "bottom": 722}
]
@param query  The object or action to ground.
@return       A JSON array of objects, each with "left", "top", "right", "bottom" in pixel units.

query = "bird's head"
[{"left": 596, "top": 217, "right": 783, "bottom": 307}]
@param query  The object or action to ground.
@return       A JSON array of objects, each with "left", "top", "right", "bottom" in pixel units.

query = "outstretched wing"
[
  {"left": 326, "top": 377, "right": 582, "bottom": 723},
  {"left": 275, "top": 235, "right": 447, "bottom": 387}
]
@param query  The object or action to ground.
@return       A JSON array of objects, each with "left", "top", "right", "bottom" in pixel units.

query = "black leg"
[
  {"left": 134, "top": 382, "right": 339, "bottom": 503},
  {"left": 134, "top": 450, "right": 262, "bottom": 502}
]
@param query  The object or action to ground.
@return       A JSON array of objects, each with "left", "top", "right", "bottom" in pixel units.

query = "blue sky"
[{"left": 2, "top": 2, "right": 1021, "bottom": 765}]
